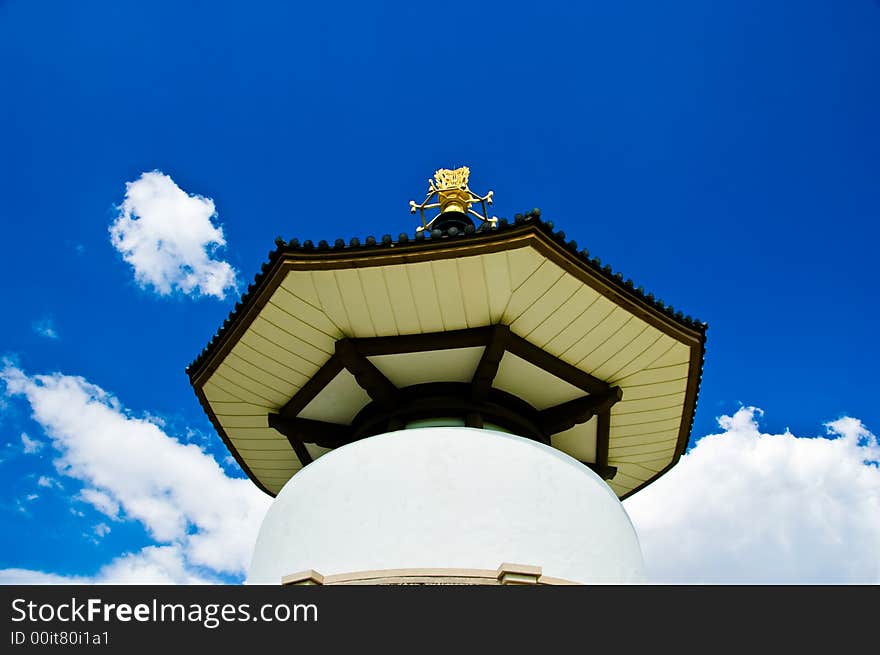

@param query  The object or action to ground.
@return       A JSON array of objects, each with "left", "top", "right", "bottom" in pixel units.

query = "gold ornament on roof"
[{"left": 409, "top": 166, "right": 498, "bottom": 233}]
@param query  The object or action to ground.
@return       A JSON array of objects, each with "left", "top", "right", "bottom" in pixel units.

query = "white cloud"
[
  {"left": 37, "top": 475, "right": 60, "bottom": 489},
  {"left": 94, "top": 546, "right": 217, "bottom": 584},
  {"left": 6, "top": 352, "right": 878, "bottom": 585},
  {"left": 77, "top": 488, "right": 121, "bottom": 519},
  {"left": 0, "top": 545, "right": 217, "bottom": 585},
  {"left": 20, "top": 432, "right": 43, "bottom": 454},
  {"left": 93, "top": 523, "right": 111, "bottom": 538},
  {"left": 0, "top": 569, "right": 87, "bottom": 584},
  {"left": 109, "top": 171, "right": 238, "bottom": 299},
  {"left": 32, "top": 318, "right": 59, "bottom": 340},
  {"left": 625, "top": 406, "right": 880, "bottom": 583},
  {"left": 25, "top": 493, "right": 38, "bottom": 501},
  {"left": 1, "top": 363, "right": 271, "bottom": 582}
]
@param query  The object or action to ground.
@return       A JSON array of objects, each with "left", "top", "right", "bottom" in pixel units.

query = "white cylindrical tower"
[{"left": 248, "top": 427, "right": 644, "bottom": 585}]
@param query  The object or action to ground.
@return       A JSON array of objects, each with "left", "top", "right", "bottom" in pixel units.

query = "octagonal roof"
[{"left": 187, "top": 213, "right": 706, "bottom": 499}]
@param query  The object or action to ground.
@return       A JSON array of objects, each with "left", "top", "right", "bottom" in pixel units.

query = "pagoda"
[{"left": 187, "top": 167, "right": 706, "bottom": 585}]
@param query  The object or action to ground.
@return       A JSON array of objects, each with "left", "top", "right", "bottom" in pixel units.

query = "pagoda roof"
[{"left": 187, "top": 210, "right": 707, "bottom": 499}]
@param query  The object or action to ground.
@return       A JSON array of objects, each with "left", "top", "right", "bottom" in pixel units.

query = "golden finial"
[{"left": 409, "top": 166, "right": 498, "bottom": 233}]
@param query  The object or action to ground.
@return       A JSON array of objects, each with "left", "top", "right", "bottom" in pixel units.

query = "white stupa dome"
[{"left": 248, "top": 427, "right": 644, "bottom": 584}]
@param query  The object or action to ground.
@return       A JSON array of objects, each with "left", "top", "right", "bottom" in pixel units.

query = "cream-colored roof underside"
[{"left": 202, "top": 246, "right": 693, "bottom": 497}]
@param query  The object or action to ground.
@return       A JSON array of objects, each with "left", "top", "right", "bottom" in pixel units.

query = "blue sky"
[{"left": 1, "top": 1, "right": 878, "bottom": 583}]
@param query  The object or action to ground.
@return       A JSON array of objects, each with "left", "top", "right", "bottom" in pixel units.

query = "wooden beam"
[
  {"left": 595, "top": 410, "right": 611, "bottom": 471},
  {"left": 268, "top": 414, "right": 350, "bottom": 448},
  {"left": 335, "top": 339, "right": 400, "bottom": 410},
  {"left": 583, "top": 462, "right": 618, "bottom": 480},
  {"left": 465, "top": 412, "right": 484, "bottom": 429},
  {"left": 538, "top": 386, "right": 622, "bottom": 435},
  {"left": 506, "top": 332, "right": 608, "bottom": 395},
  {"left": 268, "top": 413, "right": 314, "bottom": 466},
  {"left": 353, "top": 327, "right": 493, "bottom": 356},
  {"left": 279, "top": 355, "right": 344, "bottom": 418},
  {"left": 471, "top": 324, "right": 510, "bottom": 401}
]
